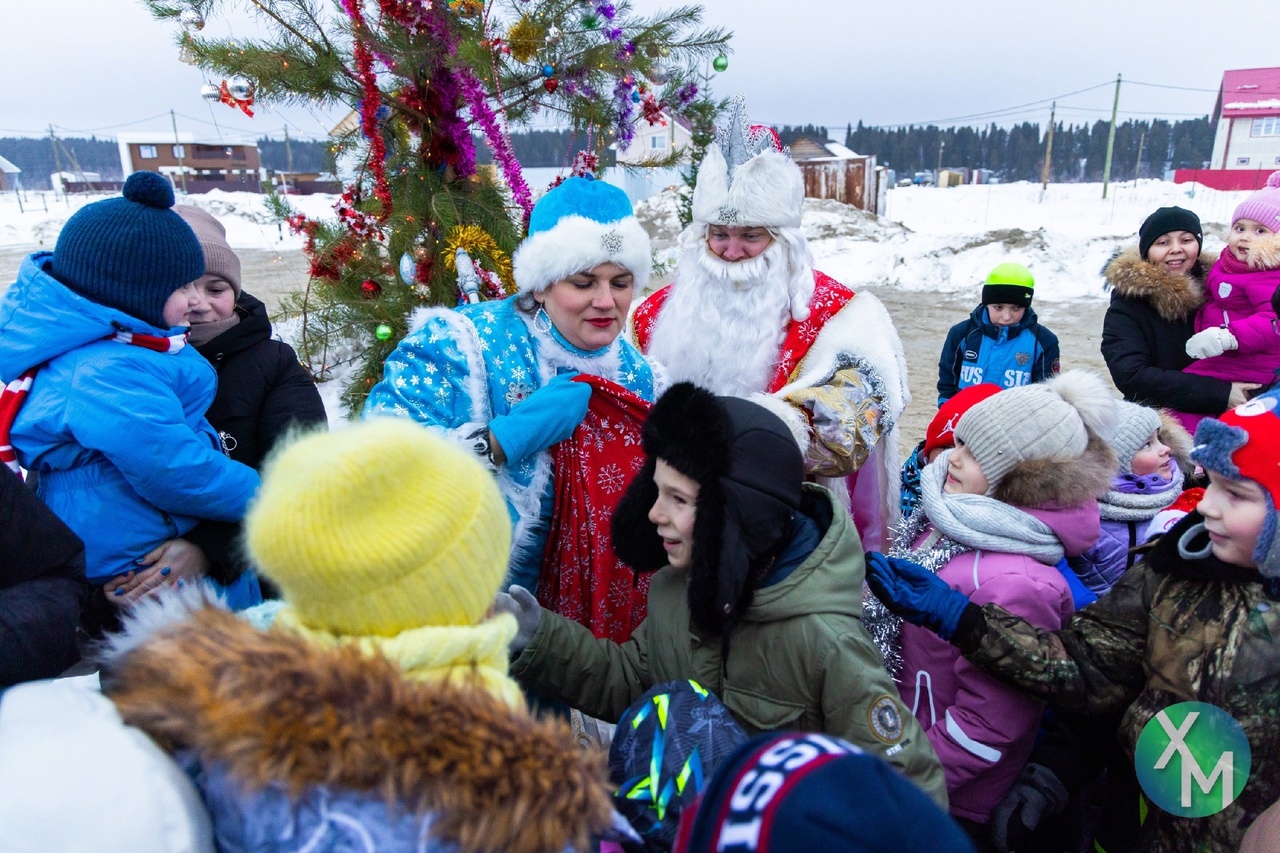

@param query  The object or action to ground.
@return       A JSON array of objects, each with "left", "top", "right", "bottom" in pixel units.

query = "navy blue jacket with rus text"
[{"left": 937, "top": 304, "right": 1060, "bottom": 406}]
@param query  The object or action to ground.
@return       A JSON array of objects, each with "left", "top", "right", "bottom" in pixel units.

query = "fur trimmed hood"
[
  {"left": 993, "top": 434, "right": 1116, "bottom": 509},
  {"left": 611, "top": 383, "right": 802, "bottom": 638},
  {"left": 1246, "top": 229, "right": 1280, "bottom": 272},
  {"left": 1159, "top": 409, "right": 1195, "bottom": 474},
  {"left": 100, "top": 594, "right": 612, "bottom": 853},
  {"left": 1102, "top": 246, "right": 1216, "bottom": 322}
]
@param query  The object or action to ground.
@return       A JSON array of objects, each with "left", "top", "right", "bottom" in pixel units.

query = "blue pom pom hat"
[
  {"left": 50, "top": 171, "right": 205, "bottom": 328},
  {"left": 511, "top": 176, "right": 651, "bottom": 294}
]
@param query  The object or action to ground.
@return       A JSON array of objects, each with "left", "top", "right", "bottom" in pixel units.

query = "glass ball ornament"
[
  {"left": 227, "top": 77, "right": 255, "bottom": 101},
  {"left": 541, "top": 63, "right": 555, "bottom": 78},
  {"left": 178, "top": 9, "right": 205, "bottom": 31},
  {"left": 630, "top": 90, "right": 641, "bottom": 103},
  {"left": 199, "top": 83, "right": 222, "bottom": 102},
  {"left": 712, "top": 54, "right": 729, "bottom": 72},
  {"left": 398, "top": 252, "right": 417, "bottom": 285},
  {"left": 375, "top": 324, "right": 394, "bottom": 341},
  {"left": 360, "top": 279, "right": 382, "bottom": 299},
  {"left": 543, "top": 77, "right": 559, "bottom": 94},
  {"left": 647, "top": 63, "right": 670, "bottom": 85}
]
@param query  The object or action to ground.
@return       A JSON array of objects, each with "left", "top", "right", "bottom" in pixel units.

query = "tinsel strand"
[{"left": 459, "top": 69, "right": 534, "bottom": 221}]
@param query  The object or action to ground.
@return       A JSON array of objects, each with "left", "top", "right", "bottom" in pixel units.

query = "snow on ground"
[
  {"left": 2, "top": 179, "right": 1254, "bottom": 304},
  {"left": 637, "top": 178, "right": 1254, "bottom": 302}
]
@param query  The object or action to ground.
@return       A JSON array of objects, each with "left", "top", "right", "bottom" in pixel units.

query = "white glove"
[
  {"left": 1185, "top": 327, "right": 1238, "bottom": 359},
  {"left": 493, "top": 585, "right": 542, "bottom": 654}
]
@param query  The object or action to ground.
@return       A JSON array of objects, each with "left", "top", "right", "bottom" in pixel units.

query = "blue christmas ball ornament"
[
  {"left": 398, "top": 252, "right": 417, "bottom": 285},
  {"left": 375, "top": 104, "right": 392, "bottom": 122},
  {"left": 630, "top": 90, "right": 641, "bottom": 103},
  {"left": 541, "top": 63, "right": 555, "bottom": 78}
]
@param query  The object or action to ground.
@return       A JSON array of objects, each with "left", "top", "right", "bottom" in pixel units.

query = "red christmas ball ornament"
[
  {"left": 543, "top": 77, "right": 559, "bottom": 94},
  {"left": 360, "top": 279, "right": 382, "bottom": 299}
]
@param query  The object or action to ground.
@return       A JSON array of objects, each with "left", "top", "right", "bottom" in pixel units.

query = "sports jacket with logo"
[{"left": 937, "top": 305, "right": 1060, "bottom": 406}]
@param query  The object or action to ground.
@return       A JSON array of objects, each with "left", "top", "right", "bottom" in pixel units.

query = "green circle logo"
[{"left": 1135, "top": 702, "right": 1251, "bottom": 818}]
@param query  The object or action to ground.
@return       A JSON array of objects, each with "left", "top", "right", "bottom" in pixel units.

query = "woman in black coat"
[
  {"left": 0, "top": 465, "right": 88, "bottom": 685},
  {"left": 111, "top": 207, "right": 327, "bottom": 605},
  {"left": 1101, "top": 206, "right": 1253, "bottom": 419}
]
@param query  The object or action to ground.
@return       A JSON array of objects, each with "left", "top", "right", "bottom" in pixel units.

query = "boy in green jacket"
[{"left": 496, "top": 383, "right": 947, "bottom": 807}]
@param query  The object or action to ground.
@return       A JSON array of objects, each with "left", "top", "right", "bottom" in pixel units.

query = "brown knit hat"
[{"left": 173, "top": 205, "right": 241, "bottom": 298}]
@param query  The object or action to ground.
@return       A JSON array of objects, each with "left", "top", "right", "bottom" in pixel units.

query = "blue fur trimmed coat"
[
  {"left": 363, "top": 295, "right": 661, "bottom": 590},
  {"left": 0, "top": 253, "right": 260, "bottom": 584}
]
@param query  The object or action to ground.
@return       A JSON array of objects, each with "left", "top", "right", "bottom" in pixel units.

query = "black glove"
[{"left": 989, "top": 763, "right": 1069, "bottom": 853}]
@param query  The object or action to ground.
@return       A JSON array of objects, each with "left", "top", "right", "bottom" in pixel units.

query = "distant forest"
[{"left": 0, "top": 116, "right": 1216, "bottom": 191}]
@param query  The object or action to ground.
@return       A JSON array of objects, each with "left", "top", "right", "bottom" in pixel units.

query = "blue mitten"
[
  {"left": 489, "top": 373, "right": 592, "bottom": 465},
  {"left": 865, "top": 551, "right": 970, "bottom": 640}
]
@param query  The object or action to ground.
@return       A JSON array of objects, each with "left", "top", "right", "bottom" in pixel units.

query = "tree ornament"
[
  {"left": 178, "top": 9, "right": 205, "bottom": 31},
  {"left": 581, "top": 13, "right": 600, "bottom": 29},
  {"left": 544, "top": 24, "right": 562, "bottom": 46},
  {"left": 630, "top": 90, "right": 641, "bottom": 103},
  {"left": 647, "top": 63, "right": 670, "bottom": 85},
  {"left": 200, "top": 83, "right": 222, "bottom": 102},
  {"left": 506, "top": 15, "right": 543, "bottom": 62},
  {"left": 227, "top": 77, "right": 255, "bottom": 101},
  {"left": 398, "top": 252, "right": 417, "bottom": 285},
  {"left": 375, "top": 324, "right": 393, "bottom": 341},
  {"left": 543, "top": 77, "right": 559, "bottom": 94},
  {"left": 177, "top": 44, "right": 198, "bottom": 65},
  {"left": 712, "top": 54, "right": 729, "bottom": 72},
  {"left": 360, "top": 279, "right": 382, "bottom": 299},
  {"left": 541, "top": 63, "right": 555, "bottom": 78}
]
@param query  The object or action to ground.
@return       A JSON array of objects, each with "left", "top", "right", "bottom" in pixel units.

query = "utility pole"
[
  {"left": 1133, "top": 128, "right": 1146, "bottom": 185},
  {"left": 1101, "top": 73, "right": 1122, "bottom": 199},
  {"left": 936, "top": 139, "right": 946, "bottom": 186},
  {"left": 171, "top": 110, "right": 188, "bottom": 193},
  {"left": 1041, "top": 101, "right": 1057, "bottom": 191},
  {"left": 283, "top": 125, "right": 293, "bottom": 193},
  {"left": 48, "top": 125, "right": 67, "bottom": 205}
]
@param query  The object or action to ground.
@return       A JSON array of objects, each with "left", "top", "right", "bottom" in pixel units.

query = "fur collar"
[
  {"left": 1247, "top": 230, "right": 1280, "bottom": 271},
  {"left": 102, "top": 601, "right": 612, "bottom": 853},
  {"left": 1103, "top": 246, "right": 1216, "bottom": 322},
  {"left": 993, "top": 435, "right": 1117, "bottom": 508}
]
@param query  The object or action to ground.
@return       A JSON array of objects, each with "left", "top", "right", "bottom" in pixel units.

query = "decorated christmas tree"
[{"left": 142, "top": 0, "right": 731, "bottom": 412}]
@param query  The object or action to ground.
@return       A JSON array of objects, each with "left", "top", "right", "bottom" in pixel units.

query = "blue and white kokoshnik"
[
  {"left": 364, "top": 295, "right": 662, "bottom": 589},
  {"left": 512, "top": 176, "right": 652, "bottom": 294}
]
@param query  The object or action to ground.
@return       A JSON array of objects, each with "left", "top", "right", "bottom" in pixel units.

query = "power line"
[
  {"left": 1126, "top": 80, "right": 1219, "bottom": 93},
  {"left": 50, "top": 113, "right": 174, "bottom": 134}
]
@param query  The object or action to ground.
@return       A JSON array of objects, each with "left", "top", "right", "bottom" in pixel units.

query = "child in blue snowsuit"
[
  {"left": 937, "top": 262, "right": 1060, "bottom": 406},
  {"left": 0, "top": 172, "right": 261, "bottom": 621}
]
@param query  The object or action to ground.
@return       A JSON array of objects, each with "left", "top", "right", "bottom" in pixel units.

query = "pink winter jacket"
[
  {"left": 1184, "top": 251, "right": 1280, "bottom": 384},
  {"left": 897, "top": 502, "right": 1095, "bottom": 823}
]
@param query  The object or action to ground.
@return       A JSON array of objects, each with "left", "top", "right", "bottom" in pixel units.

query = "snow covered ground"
[{"left": 1, "top": 179, "right": 1254, "bottom": 304}]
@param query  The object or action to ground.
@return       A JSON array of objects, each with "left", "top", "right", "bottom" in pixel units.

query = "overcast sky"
[{"left": 2, "top": 0, "right": 1274, "bottom": 143}]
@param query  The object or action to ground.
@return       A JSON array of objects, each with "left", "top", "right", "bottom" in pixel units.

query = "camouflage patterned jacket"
[{"left": 952, "top": 511, "right": 1280, "bottom": 852}]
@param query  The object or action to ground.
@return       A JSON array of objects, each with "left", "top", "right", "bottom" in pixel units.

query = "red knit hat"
[{"left": 925, "top": 384, "right": 1002, "bottom": 459}]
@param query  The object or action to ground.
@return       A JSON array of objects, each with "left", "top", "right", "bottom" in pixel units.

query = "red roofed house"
[{"left": 1176, "top": 67, "right": 1280, "bottom": 191}]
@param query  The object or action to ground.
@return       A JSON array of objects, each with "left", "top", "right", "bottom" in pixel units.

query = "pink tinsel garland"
[{"left": 460, "top": 70, "right": 534, "bottom": 222}]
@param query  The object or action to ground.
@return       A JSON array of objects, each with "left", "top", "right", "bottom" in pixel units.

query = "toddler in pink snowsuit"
[{"left": 1178, "top": 171, "right": 1280, "bottom": 433}]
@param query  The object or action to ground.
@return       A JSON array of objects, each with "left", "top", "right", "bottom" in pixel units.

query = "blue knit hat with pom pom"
[{"left": 51, "top": 171, "right": 205, "bottom": 328}]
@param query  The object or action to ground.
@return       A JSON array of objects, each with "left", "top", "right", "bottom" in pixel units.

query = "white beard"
[{"left": 647, "top": 234, "right": 794, "bottom": 396}]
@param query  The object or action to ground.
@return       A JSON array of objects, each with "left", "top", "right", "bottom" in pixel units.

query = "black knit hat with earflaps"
[{"left": 612, "top": 382, "right": 803, "bottom": 638}]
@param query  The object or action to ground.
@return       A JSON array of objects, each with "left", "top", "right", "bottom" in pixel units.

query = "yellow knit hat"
[{"left": 245, "top": 418, "right": 511, "bottom": 637}]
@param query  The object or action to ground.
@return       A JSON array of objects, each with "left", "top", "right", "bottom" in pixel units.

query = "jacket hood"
[
  {"left": 101, "top": 593, "right": 613, "bottom": 853},
  {"left": 994, "top": 434, "right": 1116, "bottom": 510},
  {"left": 0, "top": 252, "right": 183, "bottom": 379},
  {"left": 1102, "top": 246, "right": 1215, "bottom": 322},
  {"left": 1022, "top": 500, "right": 1102, "bottom": 558},
  {"left": 969, "top": 302, "right": 1040, "bottom": 337},
  {"left": 1246, "top": 230, "right": 1280, "bottom": 271},
  {"left": 193, "top": 291, "right": 270, "bottom": 360},
  {"left": 741, "top": 485, "right": 864, "bottom": 623}
]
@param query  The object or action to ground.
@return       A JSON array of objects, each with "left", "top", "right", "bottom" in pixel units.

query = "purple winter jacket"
[
  {"left": 1074, "top": 468, "right": 1181, "bottom": 597},
  {"left": 897, "top": 502, "right": 1094, "bottom": 823},
  {"left": 1184, "top": 251, "right": 1280, "bottom": 384}
]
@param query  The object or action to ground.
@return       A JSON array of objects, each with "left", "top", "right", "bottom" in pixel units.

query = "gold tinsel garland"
[
  {"left": 444, "top": 225, "right": 516, "bottom": 294},
  {"left": 506, "top": 15, "right": 543, "bottom": 63}
]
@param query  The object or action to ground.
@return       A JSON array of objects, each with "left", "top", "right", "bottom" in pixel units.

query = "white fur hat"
[
  {"left": 512, "top": 176, "right": 651, "bottom": 294},
  {"left": 691, "top": 95, "right": 805, "bottom": 229}
]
